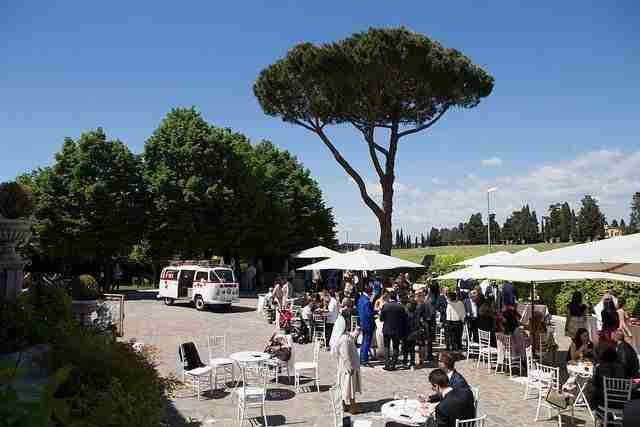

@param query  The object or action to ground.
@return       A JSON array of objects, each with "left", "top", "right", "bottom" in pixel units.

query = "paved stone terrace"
[{"left": 123, "top": 292, "right": 587, "bottom": 427}]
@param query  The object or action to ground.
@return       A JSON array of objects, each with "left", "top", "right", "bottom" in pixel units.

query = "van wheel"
[
  {"left": 163, "top": 297, "right": 174, "bottom": 306},
  {"left": 194, "top": 296, "right": 206, "bottom": 311},
  {"left": 223, "top": 304, "right": 232, "bottom": 312}
]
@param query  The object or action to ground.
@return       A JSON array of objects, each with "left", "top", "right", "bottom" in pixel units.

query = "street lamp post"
[{"left": 487, "top": 187, "right": 497, "bottom": 253}]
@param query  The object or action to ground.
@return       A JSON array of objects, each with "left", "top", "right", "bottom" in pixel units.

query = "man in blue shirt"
[{"left": 356, "top": 287, "right": 375, "bottom": 366}]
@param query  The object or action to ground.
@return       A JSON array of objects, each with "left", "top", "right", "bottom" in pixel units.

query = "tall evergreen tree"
[
  {"left": 629, "top": 192, "right": 640, "bottom": 234},
  {"left": 577, "top": 195, "right": 606, "bottom": 242},
  {"left": 611, "top": 219, "right": 619, "bottom": 228},
  {"left": 465, "top": 213, "right": 485, "bottom": 244},
  {"left": 559, "top": 202, "right": 572, "bottom": 242},
  {"left": 620, "top": 218, "right": 627, "bottom": 234}
]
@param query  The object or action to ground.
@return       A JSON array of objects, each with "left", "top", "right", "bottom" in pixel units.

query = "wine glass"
[
  {"left": 393, "top": 391, "right": 401, "bottom": 401},
  {"left": 403, "top": 393, "right": 409, "bottom": 411}
]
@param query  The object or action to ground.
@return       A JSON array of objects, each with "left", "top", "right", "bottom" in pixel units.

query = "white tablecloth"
[
  {"left": 229, "top": 351, "right": 271, "bottom": 366},
  {"left": 380, "top": 399, "right": 431, "bottom": 426}
]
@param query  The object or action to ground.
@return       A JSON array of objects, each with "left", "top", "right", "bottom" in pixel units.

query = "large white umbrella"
[
  {"left": 436, "top": 265, "right": 640, "bottom": 283},
  {"left": 297, "top": 248, "right": 424, "bottom": 271},
  {"left": 486, "top": 233, "right": 640, "bottom": 278},
  {"left": 293, "top": 245, "right": 341, "bottom": 259},
  {"left": 455, "top": 251, "right": 512, "bottom": 266}
]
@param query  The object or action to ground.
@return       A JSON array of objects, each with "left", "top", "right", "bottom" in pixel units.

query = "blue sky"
[{"left": 2, "top": 1, "right": 639, "bottom": 243}]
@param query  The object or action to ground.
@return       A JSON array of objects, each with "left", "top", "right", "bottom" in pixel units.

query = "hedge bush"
[
  {"left": 49, "top": 324, "right": 179, "bottom": 427},
  {"left": 513, "top": 280, "right": 640, "bottom": 317}
]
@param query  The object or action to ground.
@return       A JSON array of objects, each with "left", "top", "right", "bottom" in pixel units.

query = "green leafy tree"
[
  {"left": 254, "top": 27, "right": 494, "bottom": 254},
  {"left": 577, "top": 195, "right": 606, "bottom": 241},
  {"left": 465, "top": 213, "right": 485, "bottom": 244},
  {"left": 629, "top": 192, "right": 640, "bottom": 234},
  {"left": 26, "top": 128, "right": 144, "bottom": 286}
]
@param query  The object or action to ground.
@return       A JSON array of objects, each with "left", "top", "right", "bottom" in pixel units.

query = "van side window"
[
  {"left": 195, "top": 271, "right": 208, "bottom": 282},
  {"left": 164, "top": 270, "right": 178, "bottom": 280},
  {"left": 209, "top": 271, "right": 221, "bottom": 283}
]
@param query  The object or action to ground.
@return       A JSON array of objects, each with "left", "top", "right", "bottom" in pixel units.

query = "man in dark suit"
[
  {"left": 429, "top": 369, "right": 476, "bottom": 427},
  {"left": 463, "top": 290, "right": 480, "bottom": 344},
  {"left": 415, "top": 290, "right": 434, "bottom": 363},
  {"left": 379, "top": 292, "right": 407, "bottom": 371},
  {"left": 429, "top": 351, "right": 470, "bottom": 403},
  {"left": 614, "top": 329, "right": 640, "bottom": 378}
]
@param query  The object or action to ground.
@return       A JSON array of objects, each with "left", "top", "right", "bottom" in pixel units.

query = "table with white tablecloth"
[
  {"left": 380, "top": 399, "right": 433, "bottom": 426},
  {"left": 566, "top": 360, "right": 595, "bottom": 420}
]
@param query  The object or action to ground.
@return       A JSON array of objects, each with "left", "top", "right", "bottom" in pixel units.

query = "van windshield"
[{"left": 211, "top": 269, "right": 235, "bottom": 283}]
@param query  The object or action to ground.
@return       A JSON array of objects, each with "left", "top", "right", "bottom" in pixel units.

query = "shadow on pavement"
[
  {"left": 356, "top": 398, "right": 393, "bottom": 415},
  {"left": 267, "top": 388, "right": 296, "bottom": 401}
]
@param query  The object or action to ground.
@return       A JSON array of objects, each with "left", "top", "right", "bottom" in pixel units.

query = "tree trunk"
[{"left": 379, "top": 175, "right": 394, "bottom": 255}]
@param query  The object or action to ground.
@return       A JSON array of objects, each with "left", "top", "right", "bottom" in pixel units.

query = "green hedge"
[{"left": 513, "top": 280, "right": 640, "bottom": 317}]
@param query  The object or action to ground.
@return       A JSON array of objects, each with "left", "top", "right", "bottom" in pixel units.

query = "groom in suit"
[{"left": 429, "top": 369, "right": 475, "bottom": 427}]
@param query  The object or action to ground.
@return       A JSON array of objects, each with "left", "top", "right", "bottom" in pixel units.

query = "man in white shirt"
[{"left": 325, "top": 290, "right": 339, "bottom": 350}]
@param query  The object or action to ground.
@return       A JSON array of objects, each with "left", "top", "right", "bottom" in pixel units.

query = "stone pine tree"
[
  {"left": 254, "top": 27, "right": 494, "bottom": 254},
  {"left": 620, "top": 218, "right": 627, "bottom": 234}
]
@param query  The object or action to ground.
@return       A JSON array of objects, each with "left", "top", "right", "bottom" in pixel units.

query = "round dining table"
[
  {"left": 380, "top": 399, "right": 434, "bottom": 426},
  {"left": 230, "top": 351, "right": 272, "bottom": 366}
]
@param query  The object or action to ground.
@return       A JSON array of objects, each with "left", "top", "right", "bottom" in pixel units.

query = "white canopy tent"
[
  {"left": 297, "top": 248, "right": 424, "bottom": 271},
  {"left": 437, "top": 265, "right": 640, "bottom": 284},
  {"left": 485, "top": 233, "right": 640, "bottom": 278},
  {"left": 455, "top": 251, "right": 511, "bottom": 266},
  {"left": 293, "top": 245, "right": 341, "bottom": 259}
]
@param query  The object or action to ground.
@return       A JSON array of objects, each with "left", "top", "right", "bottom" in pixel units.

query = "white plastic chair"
[
  {"left": 465, "top": 324, "right": 481, "bottom": 360},
  {"left": 313, "top": 313, "right": 327, "bottom": 348},
  {"left": 495, "top": 333, "right": 522, "bottom": 377},
  {"left": 477, "top": 329, "right": 498, "bottom": 372},
  {"left": 177, "top": 342, "right": 213, "bottom": 401},
  {"left": 266, "top": 334, "right": 293, "bottom": 384},
  {"left": 456, "top": 414, "right": 487, "bottom": 427},
  {"left": 523, "top": 345, "right": 542, "bottom": 400},
  {"left": 350, "top": 315, "right": 359, "bottom": 333},
  {"left": 595, "top": 377, "right": 632, "bottom": 427},
  {"left": 207, "top": 335, "right": 234, "bottom": 390},
  {"left": 295, "top": 339, "right": 321, "bottom": 392},
  {"left": 235, "top": 364, "right": 269, "bottom": 426},
  {"left": 534, "top": 363, "right": 573, "bottom": 427}
]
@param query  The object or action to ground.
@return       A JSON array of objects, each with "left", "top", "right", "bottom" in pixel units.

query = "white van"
[{"left": 157, "top": 263, "right": 239, "bottom": 310}]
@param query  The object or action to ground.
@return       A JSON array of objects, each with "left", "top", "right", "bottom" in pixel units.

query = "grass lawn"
[{"left": 391, "top": 242, "right": 572, "bottom": 264}]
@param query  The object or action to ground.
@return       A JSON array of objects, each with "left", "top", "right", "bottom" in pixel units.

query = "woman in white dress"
[{"left": 330, "top": 315, "right": 362, "bottom": 414}]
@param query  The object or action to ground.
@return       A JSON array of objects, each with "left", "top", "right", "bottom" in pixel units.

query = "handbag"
[{"left": 545, "top": 388, "right": 569, "bottom": 409}]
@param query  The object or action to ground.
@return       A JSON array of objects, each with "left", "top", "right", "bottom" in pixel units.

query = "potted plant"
[
  {"left": 70, "top": 274, "right": 101, "bottom": 325},
  {"left": 0, "top": 182, "right": 33, "bottom": 301}
]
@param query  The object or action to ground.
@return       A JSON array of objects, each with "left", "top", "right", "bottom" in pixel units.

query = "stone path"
[{"left": 123, "top": 293, "right": 588, "bottom": 426}]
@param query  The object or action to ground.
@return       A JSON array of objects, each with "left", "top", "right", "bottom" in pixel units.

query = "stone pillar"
[{"left": 0, "top": 218, "right": 31, "bottom": 301}]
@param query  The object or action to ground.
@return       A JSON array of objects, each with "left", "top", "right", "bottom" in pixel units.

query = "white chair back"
[
  {"left": 525, "top": 345, "right": 535, "bottom": 372},
  {"left": 535, "top": 363, "right": 559, "bottom": 391},
  {"left": 478, "top": 329, "right": 491, "bottom": 349},
  {"left": 207, "top": 335, "right": 226, "bottom": 361},
  {"left": 603, "top": 377, "right": 632, "bottom": 410},
  {"left": 241, "top": 365, "right": 268, "bottom": 401},
  {"left": 455, "top": 414, "right": 487, "bottom": 427}
]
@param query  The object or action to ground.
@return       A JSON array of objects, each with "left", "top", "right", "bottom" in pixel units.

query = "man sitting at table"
[
  {"left": 429, "top": 351, "right": 469, "bottom": 402},
  {"left": 429, "top": 369, "right": 475, "bottom": 427},
  {"left": 591, "top": 346, "right": 627, "bottom": 410},
  {"left": 614, "top": 329, "right": 639, "bottom": 378}
]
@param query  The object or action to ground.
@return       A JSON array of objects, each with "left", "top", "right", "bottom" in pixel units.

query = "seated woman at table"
[
  {"left": 477, "top": 302, "right": 497, "bottom": 347},
  {"left": 569, "top": 328, "right": 594, "bottom": 362},
  {"left": 591, "top": 346, "right": 627, "bottom": 410}
]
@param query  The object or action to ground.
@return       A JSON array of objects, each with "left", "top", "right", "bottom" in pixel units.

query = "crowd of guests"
[{"left": 564, "top": 289, "right": 639, "bottom": 410}]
